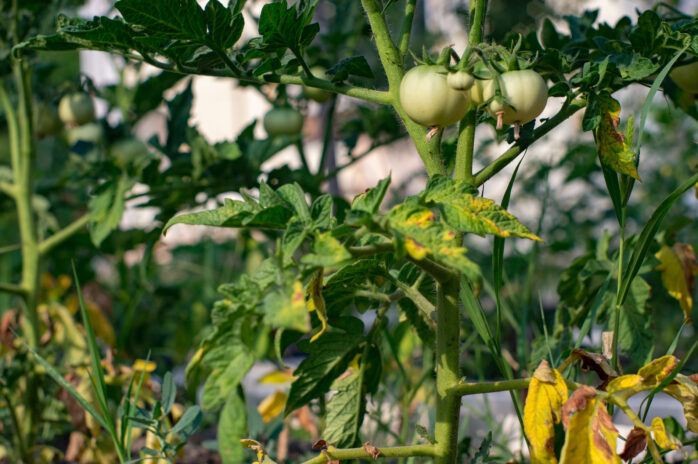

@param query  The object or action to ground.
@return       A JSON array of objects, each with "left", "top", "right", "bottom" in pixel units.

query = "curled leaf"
[{"left": 618, "top": 427, "right": 647, "bottom": 461}]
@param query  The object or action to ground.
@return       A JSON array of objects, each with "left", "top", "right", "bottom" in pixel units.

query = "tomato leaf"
[
  {"left": 200, "top": 343, "right": 254, "bottom": 410},
  {"left": 218, "top": 393, "right": 246, "bottom": 464},
  {"left": 285, "top": 332, "right": 361, "bottom": 415},
  {"left": 595, "top": 93, "right": 640, "bottom": 181},
  {"left": 655, "top": 244, "right": 697, "bottom": 322},
  {"left": 559, "top": 393, "right": 620, "bottom": 464},
  {"left": 663, "top": 373, "right": 698, "bottom": 433},
  {"left": 327, "top": 56, "right": 375, "bottom": 83}
]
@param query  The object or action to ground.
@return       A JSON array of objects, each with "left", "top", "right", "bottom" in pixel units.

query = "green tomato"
[
  {"left": 109, "top": 137, "right": 149, "bottom": 166},
  {"left": 469, "top": 78, "right": 495, "bottom": 106},
  {"left": 487, "top": 70, "right": 547, "bottom": 126},
  {"left": 670, "top": 61, "right": 698, "bottom": 94},
  {"left": 263, "top": 107, "right": 304, "bottom": 136},
  {"left": 399, "top": 65, "right": 469, "bottom": 127},
  {"left": 58, "top": 92, "right": 95, "bottom": 126},
  {"left": 34, "top": 103, "right": 62, "bottom": 138},
  {"left": 303, "top": 66, "right": 332, "bottom": 103},
  {"left": 65, "top": 122, "right": 103, "bottom": 146},
  {"left": 447, "top": 70, "right": 475, "bottom": 91}
]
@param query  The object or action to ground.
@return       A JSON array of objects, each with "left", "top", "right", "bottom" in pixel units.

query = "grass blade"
[
  {"left": 617, "top": 171, "right": 698, "bottom": 306},
  {"left": 29, "top": 348, "right": 109, "bottom": 430}
]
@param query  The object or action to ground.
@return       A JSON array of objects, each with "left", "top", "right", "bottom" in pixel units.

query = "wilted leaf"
[
  {"left": 307, "top": 269, "right": 328, "bottom": 342},
  {"left": 637, "top": 355, "right": 678, "bottom": 389},
  {"left": 568, "top": 349, "right": 618, "bottom": 389},
  {"left": 595, "top": 93, "right": 640, "bottom": 181},
  {"left": 655, "top": 244, "right": 697, "bottom": 322},
  {"left": 262, "top": 281, "right": 309, "bottom": 333},
  {"left": 650, "top": 417, "right": 680, "bottom": 450},
  {"left": 524, "top": 360, "right": 569, "bottom": 464},
  {"left": 258, "top": 390, "right": 287, "bottom": 423},
  {"left": 559, "top": 394, "right": 620, "bottom": 464},
  {"left": 663, "top": 373, "right": 698, "bottom": 433},
  {"left": 618, "top": 427, "right": 646, "bottom": 461}
]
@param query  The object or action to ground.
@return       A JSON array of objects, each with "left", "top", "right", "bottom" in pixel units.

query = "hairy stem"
[
  {"left": 398, "top": 0, "right": 417, "bottom": 59},
  {"left": 301, "top": 444, "right": 438, "bottom": 463},
  {"left": 38, "top": 213, "right": 91, "bottom": 255},
  {"left": 435, "top": 278, "right": 461, "bottom": 464},
  {"left": 454, "top": 109, "right": 477, "bottom": 182}
]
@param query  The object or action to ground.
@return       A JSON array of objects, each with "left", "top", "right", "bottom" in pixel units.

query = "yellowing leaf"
[
  {"left": 637, "top": 355, "right": 678, "bottom": 388},
  {"left": 595, "top": 93, "right": 640, "bottom": 181},
  {"left": 655, "top": 244, "right": 697, "bottom": 322},
  {"left": 133, "top": 359, "right": 157, "bottom": 373},
  {"left": 307, "top": 269, "right": 328, "bottom": 343},
  {"left": 257, "top": 390, "right": 287, "bottom": 423},
  {"left": 524, "top": 360, "right": 568, "bottom": 464},
  {"left": 559, "top": 397, "right": 620, "bottom": 464},
  {"left": 605, "top": 375, "right": 643, "bottom": 394},
  {"left": 259, "top": 370, "right": 295, "bottom": 384},
  {"left": 663, "top": 373, "right": 698, "bottom": 433},
  {"left": 405, "top": 238, "right": 428, "bottom": 260},
  {"left": 650, "top": 417, "right": 679, "bottom": 450}
]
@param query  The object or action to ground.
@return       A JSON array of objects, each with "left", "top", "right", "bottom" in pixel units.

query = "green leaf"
[
  {"left": 281, "top": 219, "right": 308, "bottom": 259},
  {"left": 421, "top": 176, "right": 541, "bottom": 240},
  {"left": 115, "top": 0, "right": 207, "bottom": 41},
  {"left": 204, "top": 0, "right": 244, "bottom": 50},
  {"left": 89, "top": 175, "right": 135, "bottom": 247},
  {"left": 277, "top": 182, "right": 311, "bottom": 223},
  {"left": 301, "top": 232, "right": 352, "bottom": 268},
  {"left": 603, "top": 277, "right": 654, "bottom": 365},
  {"left": 261, "top": 280, "right": 309, "bottom": 332},
  {"left": 310, "top": 194, "right": 333, "bottom": 230},
  {"left": 218, "top": 393, "right": 246, "bottom": 464},
  {"left": 132, "top": 71, "right": 185, "bottom": 119},
  {"left": 171, "top": 405, "right": 202, "bottom": 439},
  {"left": 163, "top": 198, "right": 292, "bottom": 234},
  {"left": 285, "top": 332, "right": 361, "bottom": 414},
  {"left": 323, "top": 368, "right": 365, "bottom": 448},
  {"left": 165, "top": 81, "right": 194, "bottom": 154},
  {"left": 161, "top": 371, "right": 176, "bottom": 415},
  {"left": 258, "top": 0, "right": 319, "bottom": 53},
  {"left": 351, "top": 176, "right": 390, "bottom": 214},
  {"left": 327, "top": 56, "right": 375, "bottom": 82},
  {"left": 200, "top": 343, "right": 254, "bottom": 410}
]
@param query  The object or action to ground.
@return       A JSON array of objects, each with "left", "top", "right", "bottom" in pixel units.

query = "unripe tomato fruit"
[
  {"left": 35, "top": 103, "right": 62, "bottom": 138},
  {"left": 487, "top": 70, "right": 547, "bottom": 126},
  {"left": 263, "top": 107, "right": 304, "bottom": 136},
  {"left": 110, "top": 138, "right": 149, "bottom": 166},
  {"left": 399, "top": 65, "right": 469, "bottom": 127},
  {"left": 65, "top": 122, "right": 103, "bottom": 146},
  {"left": 303, "top": 66, "right": 332, "bottom": 103},
  {"left": 670, "top": 62, "right": 698, "bottom": 94},
  {"left": 58, "top": 92, "right": 95, "bottom": 126},
  {"left": 469, "top": 78, "right": 496, "bottom": 106},
  {"left": 447, "top": 70, "right": 475, "bottom": 91}
]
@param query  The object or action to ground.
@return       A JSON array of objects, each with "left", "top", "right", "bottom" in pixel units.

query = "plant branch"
[
  {"left": 38, "top": 213, "right": 91, "bottom": 256},
  {"left": 301, "top": 444, "right": 438, "bottom": 464},
  {"left": 0, "top": 282, "right": 26, "bottom": 296},
  {"left": 385, "top": 273, "right": 436, "bottom": 322},
  {"left": 449, "top": 378, "right": 531, "bottom": 398},
  {"left": 398, "top": 0, "right": 417, "bottom": 60},
  {"left": 454, "top": 109, "right": 477, "bottom": 182},
  {"left": 473, "top": 98, "right": 586, "bottom": 186},
  {"left": 0, "top": 180, "right": 15, "bottom": 197}
]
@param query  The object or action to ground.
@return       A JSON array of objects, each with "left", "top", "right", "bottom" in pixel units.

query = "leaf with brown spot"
[
  {"left": 363, "top": 441, "right": 381, "bottom": 460},
  {"left": 561, "top": 385, "right": 597, "bottom": 430},
  {"left": 664, "top": 373, "right": 698, "bottom": 433},
  {"left": 637, "top": 355, "right": 679, "bottom": 388},
  {"left": 569, "top": 349, "right": 618, "bottom": 390},
  {"left": 650, "top": 417, "right": 680, "bottom": 450},
  {"left": 559, "top": 397, "right": 621, "bottom": 464},
  {"left": 618, "top": 427, "right": 647, "bottom": 461},
  {"left": 524, "top": 360, "right": 568, "bottom": 464},
  {"left": 655, "top": 243, "right": 697, "bottom": 322}
]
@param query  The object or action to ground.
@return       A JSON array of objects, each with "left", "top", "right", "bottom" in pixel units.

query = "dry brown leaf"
[
  {"left": 561, "top": 385, "right": 597, "bottom": 430},
  {"left": 619, "top": 427, "right": 647, "bottom": 461}
]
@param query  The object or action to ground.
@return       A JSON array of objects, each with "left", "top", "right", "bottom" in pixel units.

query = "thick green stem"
[
  {"left": 398, "top": 0, "right": 417, "bottom": 59},
  {"left": 449, "top": 378, "right": 530, "bottom": 397},
  {"left": 435, "top": 278, "right": 461, "bottom": 464},
  {"left": 301, "top": 444, "right": 437, "bottom": 463},
  {"left": 454, "top": 109, "right": 476, "bottom": 182},
  {"left": 360, "top": 0, "right": 446, "bottom": 176}
]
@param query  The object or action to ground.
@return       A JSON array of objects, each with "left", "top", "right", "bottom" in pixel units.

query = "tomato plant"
[{"left": 3, "top": 1, "right": 698, "bottom": 464}]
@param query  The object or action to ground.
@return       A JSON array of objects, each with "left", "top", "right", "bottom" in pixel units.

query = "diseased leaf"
[
  {"left": 568, "top": 349, "right": 617, "bottom": 388},
  {"left": 524, "top": 360, "right": 568, "bottom": 464},
  {"left": 663, "top": 373, "right": 698, "bottom": 433},
  {"left": 285, "top": 332, "right": 361, "bottom": 414},
  {"left": 637, "top": 355, "right": 678, "bottom": 388},
  {"left": 595, "top": 93, "right": 640, "bottom": 181},
  {"left": 655, "top": 244, "right": 697, "bottom": 322},
  {"left": 351, "top": 176, "right": 390, "bottom": 214},
  {"left": 115, "top": 0, "right": 207, "bottom": 41},
  {"left": 650, "top": 417, "right": 680, "bottom": 450},
  {"left": 605, "top": 375, "right": 643, "bottom": 394},
  {"left": 388, "top": 202, "right": 478, "bottom": 276},
  {"left": 301, "top": 232, "right": 352, "bottom": 268},
  {"left": 261, "top": 280, "right": 309, "bottom": 333},
  {"left": 257, "top": 390, "right": 287, "bottom": 423},
  {"left": 421, "top": 176, "right": 541, "bottom": 240},
  {"left": 560, "top": 391, "right": 620, "bottom": 464}
]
